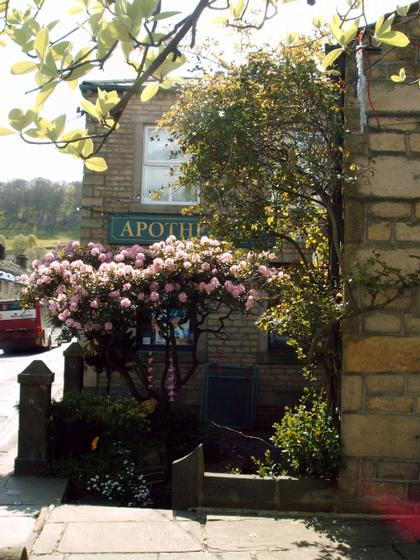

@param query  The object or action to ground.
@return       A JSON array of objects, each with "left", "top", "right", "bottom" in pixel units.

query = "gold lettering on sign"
[
  {"left": 179, "top": 222, "right": 194, "bottom": 240},
  {"left": 164, "top": 222, "right": 176, "bottom": 237},
  {"left": 136, "top": 221, "right": 148, "bottom": 237},
  {"left": 121, "top": 221, "right": 134, "bottom": 237},
  {"left": 149, "top": 222, "right": 164, "bottom": 238}
]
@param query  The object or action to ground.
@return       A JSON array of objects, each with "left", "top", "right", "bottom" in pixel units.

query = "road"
[{"left": 0, "top": 343, "right": 69, "bottom": 460}]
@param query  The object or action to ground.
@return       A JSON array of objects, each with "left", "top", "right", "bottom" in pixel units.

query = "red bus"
[{"left": 0, "top": 299, "right": 60, "bottom": 352}]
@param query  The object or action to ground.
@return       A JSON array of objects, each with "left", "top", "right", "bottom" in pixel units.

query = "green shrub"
[
  {"left": 48, "top": 393, "right": 162, "bottom": 506},
  {"left": 253, "top": 392, "right": 341, "bottom": 480},
  {"left": 49, "top": 393, "right": 154, "bottom": 460}
]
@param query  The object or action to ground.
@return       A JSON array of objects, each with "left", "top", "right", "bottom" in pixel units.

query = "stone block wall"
[{"left": 341, "top": 13, "right": 420, "bottom": 512}]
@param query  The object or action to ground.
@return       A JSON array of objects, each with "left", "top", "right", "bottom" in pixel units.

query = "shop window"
[
  {"left": 268, "top": 331, "right": 300, "bottom": 363},
  {"left": 141, "top": 126, "right": 197, "bottom": 205},
  {"left": 137, "top": 310, "right": 194, "bottom": 351}
]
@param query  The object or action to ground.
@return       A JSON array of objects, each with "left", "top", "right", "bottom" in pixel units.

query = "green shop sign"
[{"left": 108, "top": 213, "right": 206, "bottom": 245}]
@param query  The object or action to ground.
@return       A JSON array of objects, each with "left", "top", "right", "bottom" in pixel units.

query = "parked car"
[{"left": 60, "top": 325, "right": 73, "bottom": 343}]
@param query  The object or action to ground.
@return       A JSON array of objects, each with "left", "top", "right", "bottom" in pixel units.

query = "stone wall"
[
  {"left": 341, "top": 13, "right": 420, "bottom": 512},
  {"left": 81, "top": 88, "right": 179, "bottom": 245},
  {"left": 80, "top": 84, "right": 308, "bottom": 428}
]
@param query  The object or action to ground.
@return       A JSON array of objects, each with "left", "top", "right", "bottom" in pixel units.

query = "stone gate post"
[{"left": 14, "top": 360, "right": 54, "bottom": 476}]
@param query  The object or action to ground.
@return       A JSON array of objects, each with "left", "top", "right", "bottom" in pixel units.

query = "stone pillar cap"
[
  {"left": 18, "top": 360, "right": 54, "bottom": 385},
  {"left": 63, "top": 341, "right": 83, "bottom": 357}
]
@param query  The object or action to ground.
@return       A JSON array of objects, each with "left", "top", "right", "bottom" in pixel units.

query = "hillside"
[{"left": 0, "top": 178, "right": 81, "bottom": 252}]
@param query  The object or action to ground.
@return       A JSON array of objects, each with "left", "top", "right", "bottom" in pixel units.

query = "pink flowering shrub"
[{"left": 21, "top": 236, "right": 280, "bottom": 409}]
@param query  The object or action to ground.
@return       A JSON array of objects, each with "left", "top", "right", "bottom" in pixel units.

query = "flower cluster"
[
  {"left": 86, "top": 461, "right": 151, "bottom": 507},
  {"left": 21, "top": 236, "right": 281, "bottom": 340}
]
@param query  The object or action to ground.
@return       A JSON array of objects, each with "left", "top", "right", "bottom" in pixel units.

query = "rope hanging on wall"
[{"left": 356, "top": 45, "right": 367, "bottom": 133}]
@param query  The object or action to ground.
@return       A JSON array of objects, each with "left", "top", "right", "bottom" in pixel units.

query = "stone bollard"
[
  {"left": 14, "top": 360, "right": 54, "bottom": 476},
  {"left": 172, "top": 443, "right": 204, "bottom": 510},
  {"left": 63, "top": 341, "right": 84, "bottom": 396}
]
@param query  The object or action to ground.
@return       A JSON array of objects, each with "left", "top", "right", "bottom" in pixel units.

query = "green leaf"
[
  {"left": 374, "top": 15, "right": 385, "bottom": 37},
  {"left": 342, "top": 21, "right": 358, "bottom": 47},
  {"left": 51, "top": 114, "right": 66, "bottom": 140},
  {"left": 0, "top": 127, "right": 15, "bottom": 136},
  {"left": 151, "top": 11, "right": 181, "bottom": 21},
  {"left": 8, "top": 108, "right": 36, "bottom": 131},
  {"left": 232, "top": 0, "right": 244, "bottom": 19},
  {"left": 321, "top": 48, "right": 343, "bottom": 69},
  {"left": 51, "top": 41, "right": 71, "bottom": 57},
  {"left": 139, "top": 0, "right": 157, "bottom": 18},
  {"left": 329, "top": 16, "right": 344, "bottom": 46},
  {"left": 211, "top": 15, "right": 229, "bottom": 25},
  {"left": 85, "top": 157, "right": 108, "bottom": 172},
  {"left": 39, "top": 51, "right": 58, "bottom": 78},
  {"left": 34, "top": 27, "right": 49, "bottom": 61},
  {"left": 312, "top": 17, "right": 323, "bottom": 29},
  {"left": 35, "top": 81, "right": 57, "bottom": 108},
  {"left": 10, "top": 61, "right": 37, "bottom": 75},
  {"left": 68, "top": 5, "right": 84, "bottom": 15},
  {"left": 81, "top": 138, "right": 94, "bottom": 158},
  {"left": 391, "top": 67, "right": 406, "bottom": 82},
  {"left": 376, "top": 30, "right": 410, "bottom": 48},
  {"left": 140, "top": 83, "right": 159, "bottom": 102},
  {"left": 397, "top": 5, "right": 410, "bottom": 16},
  {"left": 63, "top": 63, "right": 94, "bottom": 81},
  {"left": 80, "top": 98, "right": 100, "bottom": 120}
]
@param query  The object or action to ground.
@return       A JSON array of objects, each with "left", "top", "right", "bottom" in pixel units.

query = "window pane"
[
  {"left": 142, "top": 166, "right": 172, "bottom": 202},
  {"left": 144, "top": 127, "right": 184, "bottom": 163},
  {"left": 172, "top": 184, "right": 198, "bottom": 203}
]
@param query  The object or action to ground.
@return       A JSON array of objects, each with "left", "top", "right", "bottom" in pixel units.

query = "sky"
[{"left": 0, "top": 0, "right": 402, "bottom": 183}]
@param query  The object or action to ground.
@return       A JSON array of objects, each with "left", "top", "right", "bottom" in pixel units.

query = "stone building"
[
  {"left": 79, "top": 80, "right": 307, "bottom": 428},
  {"left": 340, "top": 7, "right": 420, "bottom": 512},
  {"left": 0, "top": 247, "right": 28, "bottom": 301}
]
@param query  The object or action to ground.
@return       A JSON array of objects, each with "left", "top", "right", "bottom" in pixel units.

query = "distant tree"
[
  {"left": 11, "top": 233, "right": 29, "bottom": 253},
  {"left": 26, "top": 233, "right": 38, "bottom": 248}
]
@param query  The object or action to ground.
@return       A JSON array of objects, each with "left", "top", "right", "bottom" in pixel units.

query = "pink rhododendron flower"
[
  {"left": 178, "top": 292, "right": 188, "bottom": 303},
  {"left": 90, "top": 300, "right": 99, "bottom": 309},
  {"left": 58, "top": 309, "right": 71, "bottom": 321},
  {"left": 104, "top": 322, "right": 113, "bottom": 331},
  {"left": 165, "top": 283, "right": 175, "bottom": 293},
  {"left": 165, "top": 258, "right": 175, "bottom": 269},
  {"left": 120, "top": 298, "right": 131, "bottom": 308},
  {"left": 150, "top": 291, "right": 159, "bottom": 302}
]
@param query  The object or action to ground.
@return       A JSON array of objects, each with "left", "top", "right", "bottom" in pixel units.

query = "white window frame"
[{"left": 141, "top": 125, "right": 197, "bottom": 205}]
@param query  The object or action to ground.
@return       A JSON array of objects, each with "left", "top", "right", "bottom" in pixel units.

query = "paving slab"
[
  {"left": 205, "top": 519, "right": 334, "bottom": 552},
  {"left": 159, "top": 554, "right": 224, "bottom": 560},
  {"left": 67, "top": 552, "right": 159, "bottom": 560},
  {"left": 256, "top": 547, "right": 402, "bottom": 559},
  {"left": 32, "top": 522, "right": 65, "bottom": 554},
  {"left": 47, "top": 505, "right": 176, "bottom": 523},
  {"left": 57, "top": 520, "right": 204, "bottom": 554},
  {"left": 0, "top": 515, "right": 35, "bottom": 547},
  {"left": 29, "top": 555, "right": 64, "bottom": 560}
]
